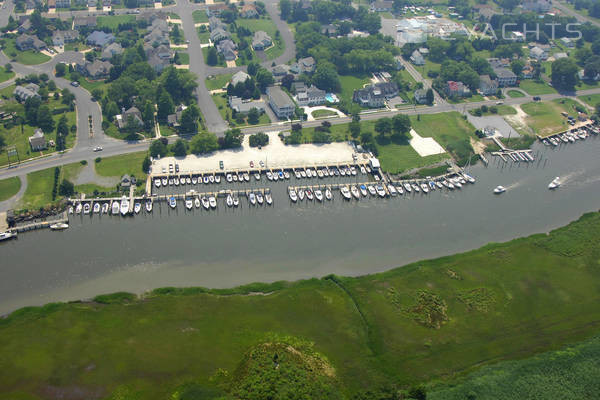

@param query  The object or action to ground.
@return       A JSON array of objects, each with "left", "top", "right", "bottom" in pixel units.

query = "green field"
[
  {"left": 2, "top": 38, "right": 50, "bottom": 65},
  {"left": 469, "top": 104, "right": 517, "bottom": 116},
  {"left": 519, "top": 99, "right": 579, "bottom": 136},
  {"left": 97, "top": 15, "right": 135, "bottom": 29},
  {"left": 175, "top": 51, "right": 190, "bottom": 65},
  {"left": 578, "top": 93, "right": 600, "bottom": 108},
  {"left": 0, "top": 66, "right": 15, "bottom": 83},
  {"left": 377, "top": 141, "right": 448, "bottom": 174},
  {"left": 192, "top": 9, "right": 208, "bottom": 23},
  {"left": 235, "top": 18, "right": 285, "bottom": 60},
  {"left": 338, "top": 74, "right": 370, "bottom": 103},
  {"left": 507, "top": 89, "right": 525, "bottom": 98},
  {"left": 197, "top": 28, "right": 210, "bottom": 43},
  {"left": 3, "top": 210, "right": 600, "bottom": 398},
  {"left": 205, "top": 73, "right": 233, "bottom": 90},
  {"left": 519, "top": 80, "right": 557, "bottom": 96},
  {"left": 311, "top": 109, "right": 338, "bottom": 118},
  {"left": 94, "top": 151, "right": 148, "bottom": 180},
  {"left": 19, "top": 168, "right": 56, "bottom": 210},
  {"left": 0, "top": 176, "right": 21, "bottom": 202}
]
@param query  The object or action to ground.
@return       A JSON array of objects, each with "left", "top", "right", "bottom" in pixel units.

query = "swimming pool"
[{"left": 325, "top": 93, "right": 339, "bottom": 103}]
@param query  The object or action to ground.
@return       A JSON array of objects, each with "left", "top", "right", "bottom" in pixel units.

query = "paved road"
[
  {"left": 400, "top": 57, "right": 445, "bottom": 105},
  {"left": 0, "top": 0, "right": 15, "bottom": 28},
  {"left": 552, "top": 0, "right": 600, "bottom": 28}
]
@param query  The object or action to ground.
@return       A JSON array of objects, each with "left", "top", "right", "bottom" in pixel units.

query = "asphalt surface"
[{"left": 552, "top": 0, "right": 600, "bottom": 28}]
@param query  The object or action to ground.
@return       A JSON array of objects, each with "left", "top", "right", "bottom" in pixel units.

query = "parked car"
[
  {"left": 70, "top": 81, "right": 79, "bottom": 87},
  {"left": 175, "top": 164, "right": 179, "bottom": 172},
  {"left": 533, "top": 96, "right": 541, "bottom": 101}
]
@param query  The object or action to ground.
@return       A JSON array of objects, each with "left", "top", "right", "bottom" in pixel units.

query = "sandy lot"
[
  {"left": 152, "top": 132, "right": 362, "bottom": 175},
  {"left": 409, "top": 129, "right": 446, "bottom": 157}
]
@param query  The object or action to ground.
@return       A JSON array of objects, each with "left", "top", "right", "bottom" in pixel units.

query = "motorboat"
[
  {"left": 300, "top": 170, "right": 307, "bottom": 178},
  {"left": 168, "top": 178, "right": 174, "bottom": 186},
  {"left": 256, "top": 192, "right": 264, "bottom": 205},
  {"left": 360, "top": 166, "right": 366, "bottom": 174},
  {"left": 174, "top": 177, "right": 180, "bottom": 186},
  {"left": 273, "top": 173, "right": 279, "bottom": 181},
  {"left": 376, "top": 185, "right": 386, "bottom": 197},
  {"left": 388, "top": 185, "right": 397, "bottom": 196},
  {"left": 317, "top": 169, "right": 324, "bottom": 178},
  {"left": 278, "top": 171, "right": 284, "bottom": 180},
  {"left": 226, "top": 194, "right": 233, "bottom": 207},
  {"left": 120, "top": 196, "right": 129, "bottom": 215},
  {"left": 254, "top": 172, "right": 261, "bottom": 181},
  {"left": 266, "top": 171, "right": 273, "bottom": 180},
  {"left": 101, "top": 203, "right": 109, "bottom": 214},
  {"left": 314, "top": 190, "right": 323, "bottom": 202},
  {"left": 289, "top": 188, "right": 298, "bottom": 202},
  {"left": 203, "top": 176, "right": 209, "bottom": 184},
  {"left": 340, "top": 168, "right": 346, "bottom": 176},
  {"left": 548, "top": 176, "right": 561, "bottom": 190},
  {"left": 374, "top": 175, "right": 380, "bottom": 181},
  {"left": 542, "top": 139, "right": 550, "bottom": 146},
  {"left": 209, "top": 196, "right": 217, "bottom": 209},
  {"left": 209, "top": 175, "right": 215, "bottom": 183},
  {"left": 179, "top": 177, "right": 185, "bottom": 186},
  {"left": 436, "top": 181, "right": 443, "bottom": 189},
  {"left": 237, "top": 173, "right": 244, "bottom": 182},
  {"left": 368, "top": 185, "right": 377, "bottom": 196},
  {"left": 192, "top": 177, "right": 198, "bottom": 185},
  {"left": 50, "top": 222, "right": 69, "bottom": 230},
  {"left": 227, "top": 173, "right": 233, "bottom": 183},
  {"left": 294, "top": 170, "right": 301, "bottom": 179},
  {"left": 169, "top": 196, "right": 177, "bottom": 209},
  {"left": 459, "top": 177, "right": 467, "bottom": 185},
  {"left": 265, "top": 192, "right": 273, "bottom": 205},
  {"left": 233, "top": 196, "right": 239, "bottom": 207},
  {"left": 195, "top": 197, "right": 201, "bottom": 208},
  {"left": 351, "top": 186, "right": 360, "bottom": 199},
  {"left": 146, "top": 200, "right": 153, "bottom": 212},
  {"left": 420, "top": 183, "right": 429, "bottom": 193},
  {"left": 244, "top": 173, "right": 250, "bottom": 182},
  {"left": 134, "top": 202, "right": 141, "bottom": 213},
  {"left": 93, "top": 202, "right": 100, "bottom": 213},
  {"left": 250, "top": 161, "right": 254, "bottom": 168},
  {"left": 259, "top": 160, "right": 265, "bottom": 167},
  {"left": 233, "top": 174, "right": 239, "bottom": 182},
  {"left": 452, "top": 179, "right": 462, "bottom": 189},
  {"left": 396, "top": 185, "right": 404, "bottom": 195},
  {"left": 186, "top": 177, "right": 191, "bottom": 185},
  {"left": 185, "top": 199, "right": 193, "bottom": 210},
  {"left": 325, "top": 188, "right": 332, "bottom": 200},
  {"left": 403, "top": 183, "right": 412, "bottom": 193},
  {"left": 68, "top": 206, "right": 74, "bottom": 214},
  {"left": 350, "top": 167, "right": 357, "bottom": 176},
  {"left": 298, "top": 189, "right": 305, "bottom": 201},
  {"left": 154, "top": 179, "right": 161, "bottom": 188},
  {"left": 202, "top": 197, "right": 210, "bottom": 210},
  {"left": 359, "top": 184, "right": 368, "bottom": 197},
  {"left": 428, "top": 181, "right": 436, "bottom": 190},
  {"left": 0, "top": 231, "right": 16, "bottom": 241},
  {"left": 215, "top": 175, "right": 221, "bottom": 184},
  {"left": 366, "top": 166, "right": 372, "bottom": 174},
  {"left": 305, "top": 189, "right": 314, "bottom": 201},
  {"left": 112, "top": 201, "right": 120, "bottom": 215},
  {"left": 333, "top": 168, "right": 340, "bottom": 176},
  {"left": 75, "top": 203, "right": 82, "bottom": 214},
  {"left": 463, "top": 173, "right": 476, "bottom": 183},
  {"left": 341, "top": 186, "right": 352, "bottom": 200},
  {"left": 494, "top": 185, "right": 506, "bottom": 194},
  {"left": 162, "top": 178, "right": 168, "bottom": 186},
  {"left": 312, "top": 169, "right": 318, "bottom": 178},
  {"left": 83, "top": 203, "right": 90, "bottom": 214},
  {"left": 249, "top": 192, "right": 257, "bottom": 205}
]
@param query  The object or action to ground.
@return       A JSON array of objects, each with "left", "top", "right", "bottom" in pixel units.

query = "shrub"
[{"left": 95, "top": 157, "right": 102, "bottom": 163}]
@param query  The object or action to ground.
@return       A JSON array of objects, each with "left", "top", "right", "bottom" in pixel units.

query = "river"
[{"left": 1, "top": 137, "right": 600, "bottom": 315}]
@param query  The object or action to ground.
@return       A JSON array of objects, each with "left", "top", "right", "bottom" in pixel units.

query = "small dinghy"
[
  {"left": 134, "top": 202, "right": 141, "bottom": 214},
  {"left": 50, "top": 222, "right": 69, "bottom": 230},
  {"left": 548, "top": 176, "right": 561, "bottom": 190}
]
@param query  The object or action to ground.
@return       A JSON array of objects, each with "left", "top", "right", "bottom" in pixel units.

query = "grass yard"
[
  {"left": 578, "top": 93, "right": 600, "bottom": 108},
  {"left": 197, "top": 28, "right": 210, "bottom": 43},
  {"left": 519, "top": 80, "right": 557, "bottom": 96},
  {"left": 235, "top": 18, "right": 285, "bottom": 60},
  {"left": 159, "top": 123, "right": 177, "bottom": 137},
  {"left": 63, "top": 41, "right": 90, "bottom": 52},
  {"left": 19, "top": 168, "right": 56, "bottom": 210},
  {"left": 397, "top": 69, "right": 417, "bottom": 86},
  {"left": 0, "top": 177, "right": 21, "bottom": 202},
  {"left": 469, "top": 105, "right": 517, "bottom": 116},
  {"left": 205, "top": 73, "right": 233, "bottom": 90},
  {"left": 1, "top": 38, "right": 50, "bottom": 65},
  {"left": 519, "top": 99, "right": 579, "bottom": 136},
  {"left": 377, "top": 142, "right": 448, "bottom": 174},
  {"left": 338, "top": 75, "right": 370, "bottom": 104},
  {"left": 64, "top": 71, "right": 107, "bottom": 95},
  {"left": 311, "top": 109, "right": 338, "bottom": 118},
  {"left": 94, "top": 151, "right": 148, "bottom": 180},
  {"left": 202, "top": 47, "right": 226, "bottom": 67},
  {"left": 3, "top": 209, "right": 600, "bottom": 398},
  {"left": 0, "top": 66, "right": 15, "bottom": 83},
  {"left": 96, "top": 15, "right": 135, "bottom": 29},
  {"left": 175, "top": 51, "right": 189, "bottom": 65},
  {"left": 410, "top": 111, "right": 475, "bottom": 149},
  {"left": 212, "top": 93, "right": 271, "bottom": 127},
  {"left": 192, "top": 10, "right": 208, "bottom": 23},
  {"left": 507, "top": 89, "right": 526, "bottom": 98}
]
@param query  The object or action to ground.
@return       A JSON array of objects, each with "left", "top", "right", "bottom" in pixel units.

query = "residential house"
[
  {"left": 15, "top": 34, "right": 46, "bottom": 51},
  {"left": 116, "top": 106, "right": 143, "bottom": 129},
  {"left": 410, "top": 49, "right": 425, "bottom": 65},
  {"left": 167, "top": 104, "right": 188, "bottom": 127},
  {"left": 297, "top": 56, "right": 315, "bottom": 73},
  {"left": 271, "top": 64, "right": 290, "bottom": 77},
  {"left": 493, "top": 67, "right": 517, "bottom": 87},
  {"left": 414, "top": 88, "right": 428, "bottom": 104},
  {"left": 445, "top": 81, "right": 470, "bottom": 97},
  {"left": 86, "top": 31, "right": 115, "bottom": 47},
  {"left": 522, "top": 0, "right": 551, "bottom": 13},
  {"left": 228, "top": 96, "right": 266, "bottom": 114},
  {"left": 252, "top": 31, "right": 272, "bottom": 50},
  {"left": 209, "top": 16, "right": 226, "bottom": 31},
  {"left": 522, "top": 64, "right": 535, "bottom": 79},
  {"left": 554, "top": 52, "right": 568, "bottom": 59},
  {"left": 28, "top": 129, "right": 46, "bottom": 151},
  {"left": 240, "top": 4, "right": 258, "bottom": 18},
  {"left": 266, "top": 86, "right": 295, "bottom": 119},
  {"left": 487, "top": 57, "right": 511, "bottom": 69},
  {"left": 321, "top": 24, "right": 338, "bottom": 36},
  {"left": 76, "top": 60, "right": 113, "bottom": 79},
  {"left": 295, "top": 83, "right": 326, "bottom": 106},
  {"left": 56, "top": 0, "right": 71, "bottom": 7},
  {"left": 52, "top": 30, "right": 79, "bottom": 47},
  {"left": 206, "top": 3, "right": 229, "bottom": 17},
  {"left": 352, "top": 82, "right": 399, "bottom": 108},
  {"left": 73, "top": 16, "right": 97, "bottom": 29},
  {"left": 14, "top": 84, "right": 40, "bottom": 102},
  {"left": 146, "top": 44, "right": 173, "bottom": 72},
  {"left": 369, "top": 0, "right": 393, "bottom": 12},
  {"left": 561, "top": 37, "right": 575, "bottom": 48},
  {"left": 17, "top": 18, "right": 32, "bottom": 33},
  {"left": 231, "top": 71, "right": 250, "bottom": 86},
  {"left": 144, "top": 25, "right": 170, "bottom": 46},
  {"left": 48, "top": 0, "right": 56, "bottom": 8},
  {"left": 210, "top": 27, "right": 230, "bottom": 43},
  {"left": 479, "top": 75, "right": 498, "bottom": 95},
  {"left": 217, "top": 39, "right": 237, "bottom": 61},
  {"left": 87, "top": 0, "right": 97, "bottom": 7},
  {"left": 101, "top": 42, "right": 124, "bottom": 60},
  {"left": 510, "top": 31, "right": 524, "bottom": 42},
  {"left": 530, "top": 46, "right": 548, "bottom": 61},
  {"left": 120, "top": 174, "right": 136, "bottom": 190}
]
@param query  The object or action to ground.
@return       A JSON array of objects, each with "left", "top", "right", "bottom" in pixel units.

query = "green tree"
[
  {"left": 55, "top": 114, "right": 69, "bottom": 151},
  {"left": 222, "top": 128, "right": 243, "bottom": 148},
  {"left": 249, "top": 132, "right": 269, "bottom": 147},
  {"left": 91, "top": 88, "right": 103, "bottom": 101},
  {"left": 425, "top": 88, "right": 434, "bottom": 105},
  {"left": 190, "top": 131, "right": 219, "bottom": 154},
  {"left": 172, "top": 139, "right": 187, "bottom": 157},
  {"left": 255, "top": 68, "right": 274, "bottom": 91},
  {"left": 37, "top": 105, "right": 55, "bottom": 133},
  {"left": 312, "top": 62, "right": 340, "bottom": 92},
  {"left": 58, "top": 179, "right": 75, "bottom": 197},
  {"left": 149, "top": 139, "right": 168, "bottom": 158},
  {"left": 374, "top": 118, "right": 392, "bottom": 137},
  {"left": 551, "top": 58, "right": 579, "bottom": 90},
  {"left": 142, "top": 100, "right": 155, "bottom": 131},
  {"left": 179, "top": 104, "right": 200, "bottom": 134},
  {"left": 55, "top": 63, "right": 66, "bottom": 77},
  {"left": 349, "top": 121, "right": 361, "bottom": 139},
  {"left": 105, "top": 101, "right": 120, "bottom": 121},
  {"left": 157, "top": 88, "right": 175, "bottom": 121},
  {"left": 391, "top": 114, "right": 411, "bottom": 140},
  {"left": 142, "top": 155, "right": 151, "bottom": 173},
  {"left": 207, "top": 46, "right": 219, "bottom": 66},
  {"left": 247, "top": 108, "right": 260, "bottom": 125}
]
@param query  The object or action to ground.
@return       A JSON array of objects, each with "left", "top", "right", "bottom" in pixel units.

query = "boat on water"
[
  {"left": 494, "top": 185, "right": 506, "bottom": 194},
  {"left": 209, "top": 175, "right": 215, "bottom": 183},
  {"left": 396, "top": 185, "right": 404, "bottom": 195},
  {"left": 333, "top": 168, "right": 340, "bottom": 176},
  {"left": 68, "top": 206, "right": 74, "bottom": 214},
  {"left": 162, "top": 178, "right": 168, "bottom": 186},
  {"left": 359, "top": 184, "right": 368, "bottom": 197},
  {"left": 168, "top": 178, "right": 174, "bottom": 186},
  {"left": 203, "top": 176, "right": 209, "bottom": 184},
  {"left": 325, "top": 188, "right": 332, "bottom": 200},
  {"left": 298, "top": 189, "right": 305, "bottom": 201},
  {"left": 254, "top": 172, "right": 261, "bottom": 180},
  {"left": 192, "top": 177, "right": 198, "bottom": 185},
  {"left": 186, "top": 177, "right": 191, "bottom": 185},
  {"left": 215, "top": 175, "right": 221, "bottom": 184},
  {"left": 300, "top": 170, "right": 307, "bottom": 178},
  {"left": 93, "top": 203, "right": 100, "bottom": 213},
  {"left": 548, "top": 176, "right": 561, "bottom": 190},
  {"left": 341, "top": 186, "right": 352, "bottom": 200},
  {"left": 267, "top": 171, "right": 273, "bottom": 180},
  {"left": 463, "top": 173, "right": 476, "bottom": 183},
  {"left": 294, "top": 170, "right": 301, "bottom": 179},
  {"left": 195, "top": 197, "right": 201, "bottom": 208},
  {"left": 50, "top": 222, "right": 69, "bottom": 231},
  {"left": 374, "top": 174, "right": 380, "bottom": 181},
  {"left": 317, "top": 169, "right": 324, "bottom": 179},
  {"left": 360, "top": 166, "right": 366, "bottom": 174},
  {"left": 155, "top": 179, "right": 161, "bottom": 188},
  {"left": 249, "top": 192, "right": 257, "bottom": 205},
  {"left": 244, "top": 173, "right": 250, "bottom": 182},
  {"left": 226, "top": 194, "right": 233, "bottom": 207},
  {"left": 289, "top": 188, "right": 298, "bottom": 202},
  {"left": 388, "top": 185, "right": 397, "bottom": 196},
  {"left": 436, "top": 181, "right": 443, "bottom": 189},
  {"left": 452, "top": 179, "right": 462, "bottom": 189},
  {"left": 323, "top": 169, "right": 330, "bottom": 177},
  {"left": 366, "top": 166, "right": 372, "bottom": 174},
  {"left": 420, "top": 183, "right": 429, "bottom": 193},
  {"left": 305, "top": 189, "right": 314, "bottom": 201},
  {"left": 340, "top": 168, "right": 346, "bottom": 176},
  {"left": 265, "top": 192, "right": 273, "bottom": 205},
  {"left": 403, "top": 183, "right": 412, "bottom": 193},
  {"left": 278, "top": 171, "right": 284, "bottom": 180},
  {"left": 227, "top": 173, "right": 233, "bottom": 183},
  {"left": 233, "top": 196, "right": 239, "bottom": 207},
  {"left": 273, "top": 172, "right": 279, "bottom": 181},
  {"left": 146, "top": 200, "right": 153, "bottom": 212},
  {"left": 75, "top": 203, "right": 82, "bottom": 214},
  {"left": 368, "top": 185, "right": 377, "bottom": 196},
  {"left": 351, "top": 186, "right": 360, "bottom": 199},
  {"left": 120, "top": 196, "right": 129, "bottom": 215},
  {"left": 185, "top": 199, "right": 193, "bottom": 210},
  {"left": 202, "top": 197, "right": 210, "bottom": 210},
  {"left": 169, "top": 196, "right": 177, "bottom": 209},
  {"left": 101, "top": 203, "right": 109, "bottom": 214},
  {"left": 0, "top": 231, "right": 17, "bottom": 241},
  {"left": 209, "top": 196, "right": 217, "bottom": 209},
  {"left": 134, "top": 202, "right": 141, "bottom": 214},
  {"left": 112, "top": 201, "right": 120, "bottom": 215},
  {"left": 350, "top": 167, "right": 357, "bottom": 176},
  {"left": 233, "top": 174, "right": 239, "bottom": 182},
  {"left": 174, "top": 177, "right": 180, "bottom": 186},
  {"left": 428, "top": 181, "right": 436, "bottom": 190},
  {"left": 411, "top": 183, "right": 420, "bottom": 193},
  {"left": 314, "top": 190, "right": 323, "bottom": 202},
  {"left": 82, "top": 203, "right": 90, "bottom": 214},
  {"left": 256, "top": 192, "right": 264, "bottom": 205},
  {"left": 376, "top": 185, "right": 386, "bottom": 197}
]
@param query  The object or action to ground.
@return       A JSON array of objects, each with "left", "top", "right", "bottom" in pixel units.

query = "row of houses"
[
  {"left": 271, "top": 57, "right": 316, "bottom": 80},
  {"left": 208, "top": 16, "right": 237, "bottom": 61}
]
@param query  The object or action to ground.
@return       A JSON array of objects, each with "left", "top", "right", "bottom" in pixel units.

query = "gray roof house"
[
  {"left": 272, "top": 64, "right": 290, "bottom": 77},
  {"left": 16, "top": 34, "right": 46, "bottom": 51},
  {"left": 73, "top": 16, "right": 97, "bottom": 29},
  {"left": 298, "top": 56, "right": 315, "bottom": 73},
  {"left": 210, "top": 27, "right": 230, "bottom": 43},
  {"left": 479, "top": 75, "right": 498, "bottom": 95},
  {"left": 231, "top": 71, "right": 250, "bottom": 86},
  {"left": 530, "top": 46, "right": 548, "bottom": 60},
  {"left": 295, "top": 84, "right": 326, "bottom": 106},
  {"left": 145, "top": 44, "right": 173, "bottom": 72},
  {"left": 29, "top": 129, "right": 46, "bottom": 151},
  {"left": 228, "top": 96, "right": 266, "bottom": 114},
  {"left": 101, "top": 42, "right": 124, "bottom": 60},
  {"left": 353, "top": 82, "right": 399, "bottom": 108},
  {"left": 414, "top": 88, "right": 428, "bottom": 104},
  {"left": 116, "top": 106, "right": 143, "bottom": 129},
  {"left": 216, "top": 39, "right": 237, "bottom": 61},
  {"left": 493, "top": 67, "right": 517, "bottom": 87},
  {"left": 52, "top": 30, "right": 79, "bottom": 46},
  {"left": 252, "top": 31, "right": 272, "bottom": 50},
  {"left": 266, "top": 86, "right": 295, "bottom": 119},
  {"left": 76, "top": 60, "right": 113, "bottom": 80},
  {"left": 209, "top": 16, "right": 227, "bottom": 31},
  {"left": 14, "top": 84, "right": 40, "bottom": 101},
  {"left": 410, "top": 49, "right": 425, "bottom": 65},
  {"left": 86, "top": 31, "right": 115, "bottom": 47}
]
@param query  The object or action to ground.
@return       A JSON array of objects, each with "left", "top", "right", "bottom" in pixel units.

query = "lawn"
[
  {"left": 469, "top": 105, "right": 517, "bottom": 116},
  {"left": 192, "top": 10, "right": 208, "bottom": 23},
  {"left": 205, "top": 73, "right": 233, "bottom": 91},
  {"left": 311, "top": 109, "right": 338, "bottom": 118},
  {"left": 338, "top": 74, "right": 370, "bottom": 103},
  {"left": 377, "top": 141, "right": 448, "bottom": 174},
  {"left": 202, "top": 47, "right": 226, "bottom": 67},
  {"left": 519, "top": 80, "right": 557, "bottom": 96},
  {"left": 519, "top": 99, "right": 579, "bottom": 136},
  {"left": 1, "top": 38, "right": 51, "bottom": 65},
  {"left": 578, "top": 93, "right": 600, "bottom": 108},
  {"left": 0, "top": 66, "right": 15, "bottom": 83},
  {"left": 235, "top": 18, "right": 285, "bottom": 61},
  {"left": 3, "top": 210, "right": 600, "bottom": 398},
  {"left": 175, "top": 51, "right": 189, "bottom": 65},
  {"left": 94, "top": 151, "right": 148, "bottom": 180},
  {"left": 409, "top": 111, "right": 475, "bottom": 150},
  {"left": 97, "top": 15, "right": 135, "bottom": 29},
  {"left": 19, "top": 167, "right": 56, "bottom": 210},
  {"left": 0, "top": 177, "right": 21, "bottom": 202},
  {"left": 159, "top": 123, "right": 177, "bottom": 137},
  {"left": 197, "top": 28, "right": 210, "bottom": 43},
  {"left": 507, "top": 89, "right": 526, "bottom": 98},
  {"left": 64, "top": 71, "right": 108, "bottom": 94}
]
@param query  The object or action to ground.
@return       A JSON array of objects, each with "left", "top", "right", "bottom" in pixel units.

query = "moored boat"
[
  {"left": 195, "top": 197, "right": 201, "bottom": 208},
  {"left": 314, "top": 190, "right": 323, "bottom": 202},
  {"left": 174, "top": 177, "right": 180, "bottom": 186},
  {"left": 396, "top": 185, "right": 404, "bottom": 195},
  {"left": 420, "top": 183, "right": 429, "bottom": 193},
  {"left": 351, "top": 185, "right": 360, "bottom": 199},
  {"left": 101, "top": 203, "right": 109, "bottom": 214},
  {"left": 93, "top": 202, "right": 100, "bottom": 214},
  {"left": 169, "top": 196, "right": 177, "bottom": 209},
  {"left": 493, "top": 185, "right": 506, "bottom": 194},
  {"left": 359, "top": 184, "right": 368, "bottom": 197},
  {"left": 154, "top": 179, "right": 161, "bottom": 188},
  {"left": 255, "top": 172, "right": 261, "bottom": 180},
  {"left": 202, "top": 197, "right": 210, "bottom": 210},
  {"left": 162, "top": 178, "right": 168, "bottom": 186},
  {"left": 244, "top": 173, "right": 250, "bottom": 182},
  {"left": 134, "top": 202, "right": 141, "bottom": 214},
  {"left": 548, "top": 176, "right": 561, "bottom": 190},
  {"left": 388, "top": 184, "right": 397, "bottom": 196},
  {"left": 209, "top": 175, "right": 215, "bottom": 183},
  {"left": 341, "top": 186, "right": 352, "bottom": 200},
  {"left": 185, "top": 199, "right": 193, "bottom": 210},
  {"left": 265, "top": 192, "right": 273, "bottom": 205},
  {"left": 305, "top": 189, "right": 314, "bottom": 201},
  {"left": 75, "top": 203, "right": 82, "bottom": 214},
  {"left": 233, "top": 196, "right": 239, "bottom": 207},
  {"left": 256, "top": 192, "right": 264, "bottom": 205},
  {"left": 0, "top": 231, "right": 17, "bottom": 241},
  {"left": 186, "top": 177, "right": 191, "bottom": 185},
  {"left": 120, "top": 196, "right": 129, "bottom": 215},
  {"left": 403, "top": 183, "right": 412, "bottom": 193},
  {"left": 298, "top": 189, "right": 305, "bottom": 201},
  {"left": 227, "top": 173, "right": 233, "bottom": 183},
  {"left": 226, "top": 194, "right": 233, "bottom": 207},
  {"left": 376, "top": 185, "right": 386, "bottom": 197},
  {"left": 83, "top": 203, "right": 90, "bottom": 214},
  {"left": 112, "top": 201, "right": 120, "bottom": 215},
  {"left": 50, "top": 222, "right": 69, "bottom": 230},
  {"left": 368, "top": 185, "right": 377, "bottom": 196},
  {"left": 249, "top": 192, "right": 257, "bottom": 205},
  {"left": 325, "top": 188, "right": 332, "bottom": 200},
  {"left": 215, "top": 175, "right": 221, "bottom": 183},
  {"left": 209, "top": 196, "right": 217, "bottom": 209},
  {"left": 146, "top": 199, "right": 153, "bottom": 212},
  {"left": 289, "top": 188, "right": 298, "bottom": 202},
  {"left": 192, "top": 177, "right": 198, "bottom": 185}
]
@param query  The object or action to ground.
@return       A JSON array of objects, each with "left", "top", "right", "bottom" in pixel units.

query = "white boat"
[
  {"left": 266, "top": 171, "right": 273, "bottom": 180},
  {"left": 226, "top": 173, "right": 233, "bottom": 183},
  {"left": 202, "top": 197, "right": 210, "bottom": 210},
  {"left": 120, "top": 196, "right": 129, "bottom": 215},
  {"left": 265, "top": 192, "right": 273, "bottom": 205},
  {"left": 317, "top": 169, "right": 324, "bottom": 178},
  {"left": 0, "top": 231, "right": 17, "bottom": 241},
  {"left": 313, "top": 190, "right": 322, "bottom": 202},
  {"left": 226, "top": 194, "right": 234, "bottom": 207},
  {"left": 192, "top": 177, "right": 198, "bottom": 185},
  {"left": 83, "top": 203, "right": 91, "bottom": 214},
  {"left": 360, "top": 166, "right": 366, "bottom": 174},
  {"left": 403, "top": 183, "right": 412, "bottom": 193},
  {"left": 209, "top": 196, "right": 217, "bottom": 209},
  {"left": 195, "top": 197, "right": 201, "bottom": 208},
  {"left": 273, "top": 173, "right": 279, "bottom": 181},
  {"left": 300, "top": 170, "right": 307, "bottom": 178},
  {"left": 256, "top": 192, "right": 264, "bottom": 205},
  {"left": 249, "top": 192, "right": 257, "bottom": 205},
  {"left": 169, "top": 197, "right": 177, "bottom": 209},
  {"left": 174, "top": 177, "right": 180, "bottom": 186},
  {"left": 366, "top": 166, "right": 372, "bottom": 174},
  {"left": 359, "top": 185, "right": 368, "bottom": 197},
  {"left": 134, "top": 202, "right": 141, "bottom": 214},
  {"left": 341, "top": 186, "right": 352, "bottom": 200},
  {"left": 396, "top": 185, "right": 404, "bottom": 195},
  {"left": 436, "top": 181, "right": 443, "bottom": 189},
  {"left": 294, "top": 170, "right": 301, "bottom": 179},
  {"left": 323, "top": 169, "right": 329, "bottom": 177},
  {"left": 209, "top": 175, "right": 215, "bottom": 183},
  {"left": 374, "top": 175, "right": 380, "bottom": 181},
  {"left": 185, "top": 199, "right": 193, "bottom": 210},
  {"left": 186, "top": 177, "right": 191, "bottom": 185},
  {"left": 233, "top": 196, "right": 239, "bottom": 207},
  {"left": 215, "top": 175, "right": 221, "bottom": 183},
  {"left": 154, "top": 179, "right": 161, "bottom": 188},
  {"left": 278, "top": 171, "right": 284, "bottom": 180},
  {"left": 93, "top": 203, "right": 100, "bottom": 213},
  {"left": 376, "top": 185, "right": 386, "bottom": 197},
  {"left": 388, "top": 185, "right": 397, "bottom": 196},
  {"left": 101, "top": 203, "right": 109, "bottom": 214},
  {"left": 233, "top": 174, "right": 239, "bottom": 182},
  {"left": 351, "top": 186, "right": 360, "bottom": 199},
  {"left": 289, "top": 189, "right": 298, "bottom": 202},
  {"left": 244, "top": 173, "right": 250, "bottom": 182},
  {"left": 368, "top": 185, "right": 377, "bottom": 196},
  {"left": 162, "top": 178, "right": 168, "bottom": 186},
  {"left": 146, "top": 200, "right": 153, "bottom": 212},
  {"left": 168, "top": 178, "right": 174, "bottom": 186},
  {"left": 325, "top": 188, "right": 332, "bottom": 200},
  {"left": 298, "top": 189, "right": 305, "bottom": 201},
  {"left": 112, "top": 201, "right": 120, "bottom": 215},
  {"left": 254, "top": 172, "right": 261, "bottom": 181},
  {"left": 203, "top": 176, "right": 209, "bottom": 184},
  {"left": 453, "top": 179, "right": 462, "bottom": 189},
  {"left": 75, "top": 203, "right": 82, "bottom": 214},
  {"left": 305, "top": 189, "right": 314, "bottom": 201},
  {"left": 340, "top": 168, "right": 346, "bottom": 176},
  {"left": 420, "top": 183, "right": 429, "bottom": 193},
  {"left": 463, "top": 173, "right": 476, "bottom": 183},
  {"left": 494, "top": 185, "right": 506, "bottom": 194},
  {"left": 350, "top": 167, "right": 357, "bottom": 176},
  {"left": 412, "top": 184, "right": 420, "bottom": 193},
  {"left": 68, "top": 206, "right": 74, "bottom": 214},
  {"left": 50, "top": 222, "right": 69, "bottom": 230},
  {"left": 548, "top": 176, "right": 561, "bottom": 190}
]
